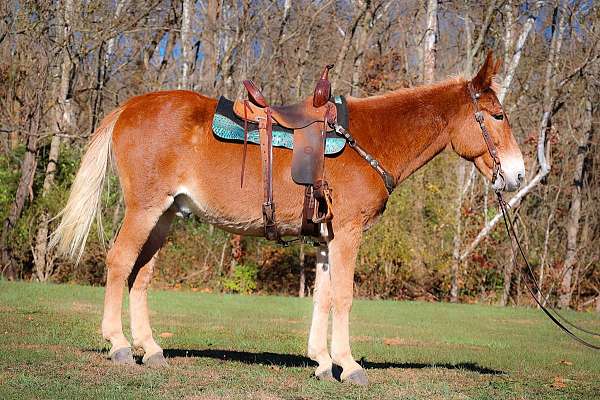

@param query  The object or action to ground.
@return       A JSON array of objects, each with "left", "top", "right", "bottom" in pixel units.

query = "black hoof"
[
  {"left": 315, "top": 368, "right": 336, "bottom": 382},
  {"left": 344, "top": 369, "right": 368, "bottom": 386},
  {"left": 143, "top": 351, "right": 168, "bottom": 367},
  {"left": 111, "top": 347, "right": 134, "bottom": 365}
]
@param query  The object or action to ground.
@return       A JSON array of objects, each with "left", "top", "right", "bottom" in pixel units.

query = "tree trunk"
[
  {"left": 451, "top": 160, "right": 466, "bottom": 302},
  {"left": 350, "top": 1, "right": 375, "bottom": 96},
  {"left": 295, "top": 31, "right": 313, "bottom": 98},
  {"left": 450, "top": 4, "right": 476, "bottom": 302},
  {"left": 413, "top": 0, "right": 438, "bottom": 274},
  {"left": 33, "top": 0, "right": 74, "bottom": 281},
  {"left": 559, "top": 87, "right": 593, "bottom": 308},
  {"left": 180, "top": 0, "right": 193, "bottom": 89},
  {"left": 298, "top": 244, "right": 306, "bottom": 298},
  {"left": 330, "top": 0, "right": 368, "bottom": 91},
  {"left": 497, "top": 0, "right": 543, "bottom": 103},
  {"left": 91, "top": 0, "right": 126, "bottom": 132},
  {"left": 202, "top": 0, "right": 221, "bottom": 91},
  {"left": 1, "top": 98, "right": 42, "bottom": 279},
  {"left": 422, "top": 0, "right": 437, "bottom": 84},
  {"left": 499, "top": 227, "right": 517, "bottom": 306}
]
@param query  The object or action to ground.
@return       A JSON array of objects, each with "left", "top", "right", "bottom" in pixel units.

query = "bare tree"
[
  {"left": 560, "top": 82, "right": 594, "bottom": 308},
  {"left": 1, "top": 94, "right": 43, "bottom": 279},
  {"left": 33, "top": 0, "right": 75, "bottom": 281},
  {"left": 330, "top": 1, "right": 369, "bottom": 91}
]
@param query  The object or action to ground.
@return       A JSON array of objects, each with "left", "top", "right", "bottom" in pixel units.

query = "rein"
[{"left": 467, "top": 83, "right": 600, "bottom": 350}]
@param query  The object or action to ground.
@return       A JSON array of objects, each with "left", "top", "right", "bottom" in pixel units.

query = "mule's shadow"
[{"left": 162, "top": 348, "right": 503, "bottom": 375}]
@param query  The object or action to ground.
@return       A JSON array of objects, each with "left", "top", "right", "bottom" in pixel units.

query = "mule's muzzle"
[{"left": 493, "top": 153, "right": 525, "bottom": 192}]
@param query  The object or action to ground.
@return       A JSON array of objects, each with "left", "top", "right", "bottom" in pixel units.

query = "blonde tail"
[{"left": 50, "top": 108, "right": 123, "bottom": 262}]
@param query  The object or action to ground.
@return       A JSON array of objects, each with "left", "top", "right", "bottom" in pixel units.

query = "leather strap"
[
  {"left": 258, "top": 108, "right": 279, "bottom": 241},
  {"left": 467, "top": 82, "right": 502, "bottom": 183},
  {"left": 333, "top": 123, "right": 395, "bottom": 194},
  {"left": 240, "top": 100, "right": 250, "bottom": 188}
]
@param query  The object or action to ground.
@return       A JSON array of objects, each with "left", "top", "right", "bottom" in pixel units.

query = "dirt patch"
[
  {"left": 0, "top": 305, "right": 16, "bottom": 313},
  {"left": 382, "top": 337, "right": 486, "bottom": 351},
  {"left": 71, "top": 302, "right": 95, "bottom": 313},
  {"left": 269, "top": 318, "right": 302, "bottom": 325},
  {"left": 13, "top": 344, "right": 69, "bottom": 353},
  {"left": 351, "top": 335, "right": 373, "bottom": 343}
]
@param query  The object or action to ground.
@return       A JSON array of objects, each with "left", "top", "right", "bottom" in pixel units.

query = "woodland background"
[{"left": 0, "top": 0, "right": 598, "bottom": 310}]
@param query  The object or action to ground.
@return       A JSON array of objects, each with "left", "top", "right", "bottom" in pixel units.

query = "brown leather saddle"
[{"left": 233, "top": 65, "right": 338, "bottom": 242}]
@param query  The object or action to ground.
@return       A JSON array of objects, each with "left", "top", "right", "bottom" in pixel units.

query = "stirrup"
[
  {"left": 262, "top": 202, "right": 279, "bottom": 241},
  {"left": 312, "top": 180, "right": 333, "bottom": 224}
]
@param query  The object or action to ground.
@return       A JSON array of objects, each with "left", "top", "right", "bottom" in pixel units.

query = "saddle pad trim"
[{"left": 212, "top": 97, "right": 347, "bottom": 155}]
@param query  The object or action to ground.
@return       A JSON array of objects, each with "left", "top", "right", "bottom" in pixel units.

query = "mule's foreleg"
[
  {"left": 307, "top": 245, "right": 334, "bottom": 380},
  {"left": 102, "top": 208, "right": 164, "bottom": 364},
  {"left": 329, "top": 227, "right": 367, "bottom": 385}
]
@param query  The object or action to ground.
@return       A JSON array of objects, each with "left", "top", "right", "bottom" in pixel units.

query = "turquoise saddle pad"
[{"left": 212, "top": 97, "right": 347, "bottom": 155}]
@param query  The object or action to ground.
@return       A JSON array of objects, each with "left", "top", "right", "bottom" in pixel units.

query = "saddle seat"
[{"left": 232, "top": 83, "right": 337, "bottom": 130}]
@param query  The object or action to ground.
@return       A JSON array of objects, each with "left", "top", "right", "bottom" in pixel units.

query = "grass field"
[{"left": 0, "top": 281, "right": 599, "bottom": 399}]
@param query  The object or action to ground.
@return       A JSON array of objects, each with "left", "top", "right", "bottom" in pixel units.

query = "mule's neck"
[{"left": 347, "top": 78, "right": 468, "bottom": 186}]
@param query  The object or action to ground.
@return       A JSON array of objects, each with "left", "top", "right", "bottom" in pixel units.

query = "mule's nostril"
[{"left": 517, "top": 172, "right": 524, "bottom": 184}]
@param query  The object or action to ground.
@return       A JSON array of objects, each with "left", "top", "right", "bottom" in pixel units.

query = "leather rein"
[{"left": 467, "top": 82, "right": 600, "bottom": 350}]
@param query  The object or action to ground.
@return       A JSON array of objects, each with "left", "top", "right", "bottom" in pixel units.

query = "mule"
[{"left": 52, "top": 53, "right": 524, "bottom": 384}]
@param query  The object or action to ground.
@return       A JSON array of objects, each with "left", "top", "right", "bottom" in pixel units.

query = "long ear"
[{"left": 472, "top": 51, "right": 496, "bottom": 91}]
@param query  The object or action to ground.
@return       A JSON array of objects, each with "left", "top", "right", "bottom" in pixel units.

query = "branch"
[
  {"left": 460, "top": 168, "right": 549, "bottom": 262},
  {"left": 497, "top": 0, "right": 543, "bottom": 104},
  {"left": 471, "top": 0, "right": 503, "bottom": 59}
]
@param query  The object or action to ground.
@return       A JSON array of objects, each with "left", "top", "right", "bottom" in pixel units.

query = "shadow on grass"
[{"left": 161, "top": 348, "right": 504, "bottom": 375}]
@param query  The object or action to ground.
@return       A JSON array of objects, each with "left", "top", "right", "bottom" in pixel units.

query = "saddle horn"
[{"left": 313, "top": 64, "right": 334, "bottom": 107}]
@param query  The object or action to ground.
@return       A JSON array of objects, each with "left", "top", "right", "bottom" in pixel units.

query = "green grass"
[{"left": 0, "top": 281, "right": 598, "bottom": 399}]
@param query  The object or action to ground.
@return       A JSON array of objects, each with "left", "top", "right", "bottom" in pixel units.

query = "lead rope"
[{"left": 496, "top": 191, "right": 600, "bottom": 349}]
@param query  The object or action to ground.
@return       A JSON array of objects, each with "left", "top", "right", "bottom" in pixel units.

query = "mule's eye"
[{"left": 492, "top": 113, "right": 504, "bottom": 121}]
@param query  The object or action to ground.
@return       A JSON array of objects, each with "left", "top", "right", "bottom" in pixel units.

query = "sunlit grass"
[{"left": 0, "top": 281, "right": 598, "bottom": 399}]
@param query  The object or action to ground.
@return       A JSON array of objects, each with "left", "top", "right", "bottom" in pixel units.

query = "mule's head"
[{"left": 450, "top": 52, "right": 525, "bottom": 192}]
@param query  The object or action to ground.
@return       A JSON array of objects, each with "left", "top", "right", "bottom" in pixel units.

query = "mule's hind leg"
[
  {"left": 307, "top": 245, "right": 335, "bottom": 380},
  {"left": 128, "top": 208, "right": 175, "bottom": 366},
  {"left": 102, "top": 207, "right": 166, "bottom": 364}
]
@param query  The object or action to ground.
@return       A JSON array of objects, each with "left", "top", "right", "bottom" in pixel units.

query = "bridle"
[
  {"left": 467, "top": 81, "right": 505, "bottom": 187},
  {"left": 467, "top": 82, "right": 600, "bottom": 350}
]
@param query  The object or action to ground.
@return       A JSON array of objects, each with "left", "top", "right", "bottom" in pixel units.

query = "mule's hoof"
[
  {"left": 343, "top": 369, "right": 368, "bottom": 386},
  {"left": 315, "top": 368, "right": 336, "bottom": 382},
  {"left": 110, "top": 347, "right": 134, "bottom": 365},
  {"left": 143, "top": 351, "right": 168, "bottom": 367}
]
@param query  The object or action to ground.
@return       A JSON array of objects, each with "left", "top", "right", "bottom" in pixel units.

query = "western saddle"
[{"left": 233, "top": 65, "right": 338, "bottom": 243}]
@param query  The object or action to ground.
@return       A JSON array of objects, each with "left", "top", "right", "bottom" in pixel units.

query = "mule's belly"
[{"left": 171, "top": 185, "right": 304, "bottom": 237}]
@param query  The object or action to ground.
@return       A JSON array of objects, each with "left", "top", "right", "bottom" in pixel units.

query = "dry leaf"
[
  {"left": 551, "top": 376, "right": 566, "bottom": 389},
  {"left": 159, "top": 332, "right": 174, "bottom": 338}
]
